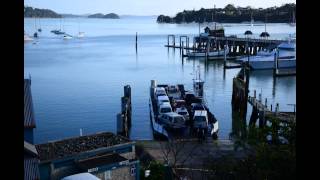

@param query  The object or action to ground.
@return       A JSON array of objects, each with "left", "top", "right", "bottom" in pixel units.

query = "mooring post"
[
  {"left": 275, "top": 103, "right": 279, "bottom": 114},
  {"left": 259, "top": 93, "right": 262, "bottom": 102},
  {"left": 270, "top": 104, "right": 273, "bottom": 111},
  {"left": 187, "top": 37, "right": 189, "bottom": 49},
  {"left": 173, "top": 35, "right": 175, "bottom": 47},
  {"left": 273, "top": 48, "right": 278, "bottom": 75},
  {"left": 276, "top": 48, "right": 279, "bottom": 72},
  {"left": 167, "top": 35, "right": 169, "bottom": 46},
  {"left": 135, "top": 32, "right": 138, "bottom": 52},
  {"left": 223, "top": 45, "right": 227, "bottom": 67},
  {"left": 265, "top": 98, "right": 267, "bottom": 108},
  {"left": 182, "top": 41, "right": 184, "bottom": 57},
  {"left": 254, "top": 90, "right": 256, "bottom": 98}
]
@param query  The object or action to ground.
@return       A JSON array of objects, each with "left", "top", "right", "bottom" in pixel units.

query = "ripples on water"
[{"left": 24, "top": 17, "right": 296, "bottom": 143}]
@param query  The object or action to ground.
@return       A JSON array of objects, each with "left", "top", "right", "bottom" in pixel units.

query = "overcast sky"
[{"left": 24, "top": 0, "right": 296, "bottom": 16}]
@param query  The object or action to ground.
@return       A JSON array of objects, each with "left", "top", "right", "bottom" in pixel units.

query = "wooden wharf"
[
  {"left": 166, "top": 34, "right": 286, "bottom": 56},
  {"left": 248, "top": 91, "right": 296, "bottom": 126}
]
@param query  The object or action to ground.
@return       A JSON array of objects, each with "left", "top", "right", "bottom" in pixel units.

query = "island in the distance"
[
  {"left": 24, "top": 6, "right": 61, "bottom": 18},
  {"left": 88, "top": 13, "right": 120, "bottom": 19}
]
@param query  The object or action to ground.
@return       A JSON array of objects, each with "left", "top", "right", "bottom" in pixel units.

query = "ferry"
[{"left": 149, "top": 67, "right": 219, "bottom": 140}]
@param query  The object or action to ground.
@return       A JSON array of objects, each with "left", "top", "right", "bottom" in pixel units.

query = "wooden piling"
[
  {"left": 265, "top": 98, "right": 267, "bottom": 108},
  {"left": 117, "top": 85, "right": 132, "bottom": 138},
  {"left": 182, "top": 41, "right": 184, "bottom": 57}
]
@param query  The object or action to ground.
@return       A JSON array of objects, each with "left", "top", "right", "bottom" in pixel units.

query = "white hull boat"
[
  {"left": 63, "top": 35, "right": 73, "bottom": 40},
  {"left": 77, "top": 32, "right": 85, "bottom": 38},
  {"left": 24, "top": 34, "right": 33, "bottom": 42},
  {"left": 248, "top": 58, "right": 296, "bottom": 70},
  {"left": 239, "top": 41, "right": 296, "bottom": 70}
]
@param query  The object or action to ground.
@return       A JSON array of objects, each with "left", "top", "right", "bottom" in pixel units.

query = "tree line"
[
  {"left": 24, "top": 6, "right": 62, "bottom": 18},
  {"left": 157, "top": 3, "right": 296, "bottom": 23}
]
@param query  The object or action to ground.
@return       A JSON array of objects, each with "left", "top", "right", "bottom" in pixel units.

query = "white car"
[
  {"left": 193, "top": 110, "right": 209, "bottom": 130},
  {"left": 155, "top": 87, "right": 167, "bottom": 97},
  {"left": 158, "top": 102, "right": 172, "bottom": 116},
  {"left": 157, "top": 95, "right": 170, "bottom": 107}
]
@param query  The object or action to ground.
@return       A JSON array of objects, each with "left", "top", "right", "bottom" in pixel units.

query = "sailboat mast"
[
  {"left": 264, "top": 15, "right": 267, "bottom": 32},
  {"left": 34, "top": 17, "right": 37, "bottom": 31},
  {"left": 198, "top": 21, "right": 200, "bottom": 36}
]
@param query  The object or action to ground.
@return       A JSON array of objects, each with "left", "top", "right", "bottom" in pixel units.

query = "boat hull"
[{"left": 249, "top": 58, "right": 296, "bottom": 70}]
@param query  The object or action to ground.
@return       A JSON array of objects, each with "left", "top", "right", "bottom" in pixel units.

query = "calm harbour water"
[{"left": 24, "top": 17, "right": 296, "bottom": 143}]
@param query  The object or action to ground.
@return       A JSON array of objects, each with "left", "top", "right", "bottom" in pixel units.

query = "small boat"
[
  {"left": 186, "top": 46, "right": 229, "bottom": 58},
  {"left": 238, "top": 40, "right": 296, "bottom": 70},
  {"left": 33, "top": 32, "right": 38, "bottom": 38},
  {"left": 63, "top": 34, "right": 73, "bottom": 40},
  {"left": 77, "top": 32, "right": 85, "bottom": 38},
  {"left": 51, "top": 29, "right": 65, "bottom": 35},
  {"left": 24, "top": 34, "right": 33, "bottom": 42}
]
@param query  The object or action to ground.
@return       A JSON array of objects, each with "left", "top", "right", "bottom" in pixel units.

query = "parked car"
[
  {"left": 159, "top": 112, "right": 186, "bottom": 129},
  {"left": 175, "top": 107, "right": 190, "bottom": 122}
]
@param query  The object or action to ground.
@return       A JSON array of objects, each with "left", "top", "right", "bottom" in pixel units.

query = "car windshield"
[
  {"left": 161, "top": 108, "right": 172, "bottom": 113},
  {"left": 194, "top": 116, "right": 206, "bottom": 122}
]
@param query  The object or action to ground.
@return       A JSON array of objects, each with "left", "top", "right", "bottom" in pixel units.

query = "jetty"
[
  {"left": 248, "top": 93, "right": 296, "bottom": 126},
  {"left": 231, "top": 63, "right": 295, "bottom": 129},
  {"left": 166, "top": 34, "right": 286, "bottom": 56}
]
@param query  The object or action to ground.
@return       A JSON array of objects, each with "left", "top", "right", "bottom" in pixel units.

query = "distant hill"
[
  {"left": 88, "top": 13, "right": 105, "bottom": 18},
  {"left": 157, "top": 3, "right": 296, "bottom": 23},
  {"left": 24, "top": 6, "right": 61, "bottom": 18},
  {"left": 104, "top": 13, "right": 120, "bottom": 19},
  {"left": 88, "top": 13, "right": 120, "bottom": 19}
]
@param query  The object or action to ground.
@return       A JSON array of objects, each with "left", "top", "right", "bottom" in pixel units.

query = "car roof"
[
  {"left": 157, "top": 95, "right": 169, "bottom": 101},
  {"left": 176, "top": 107, "right": 188, "bottom": 112},
  {"left": 156, "top": 87, "right": 166, "bottom": 91},
  {"left": 194, "top": 110, "right": 207, "bottom": 116}
]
